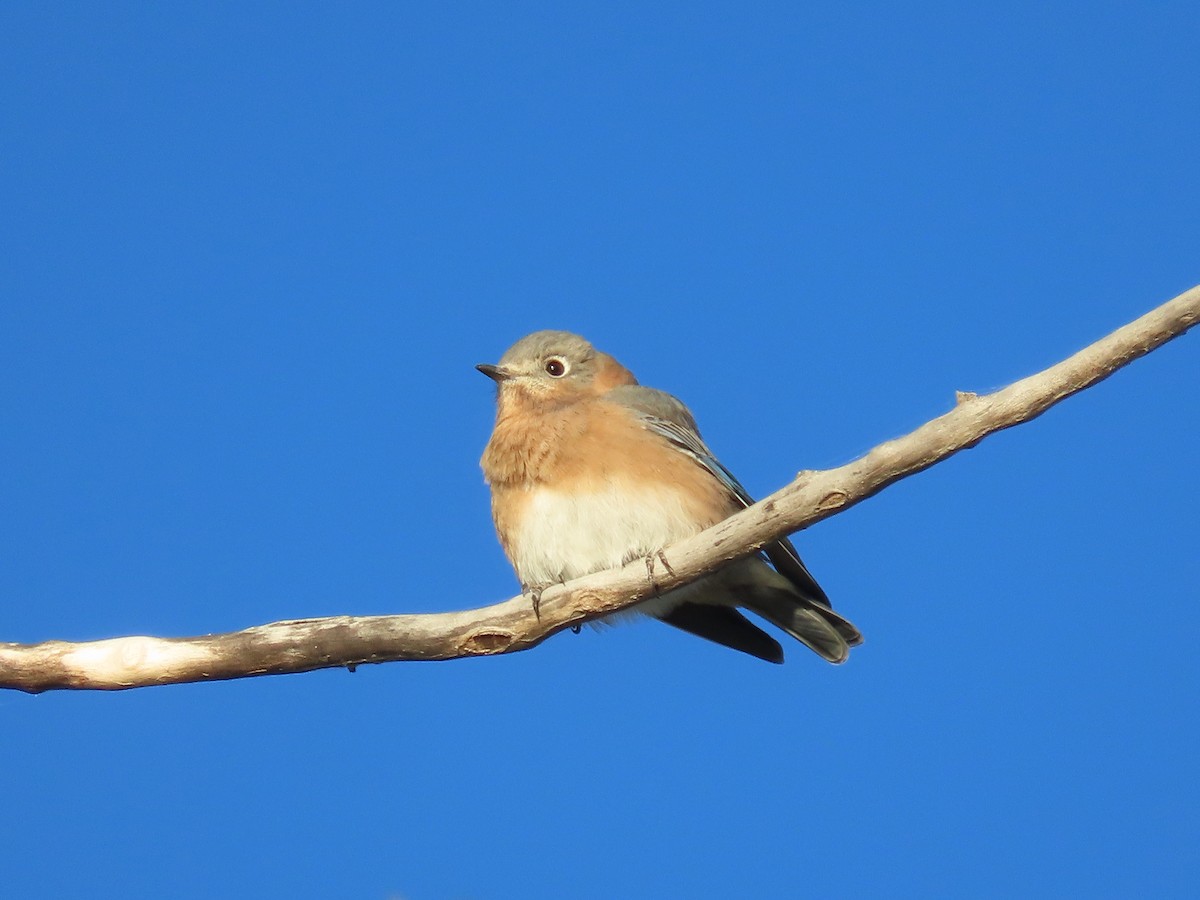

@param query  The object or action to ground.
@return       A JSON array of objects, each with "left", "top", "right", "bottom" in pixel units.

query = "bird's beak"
[{"left": 476, "top": 363, "right": 514, "bottom": 383}]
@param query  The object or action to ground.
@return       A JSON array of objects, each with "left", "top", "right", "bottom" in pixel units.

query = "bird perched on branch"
[{"left": 477, "top": 330, "right": 862, "bottom": 664}]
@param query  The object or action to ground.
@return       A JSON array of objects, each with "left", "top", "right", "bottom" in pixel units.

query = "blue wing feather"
[{"left": 604, "top": 385, "right": 834, "bottom": 608}]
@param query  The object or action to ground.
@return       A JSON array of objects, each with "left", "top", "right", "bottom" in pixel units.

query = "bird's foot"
[
  {"left": 656, "top": 550, "right": 675, "bottom": 577},
  {"left": 644, "top": 550, "right": 676, "bottom": 593},
  {"left": 521, "top": 577, "right": 566, "bottom": 619},
  {"left": 521, "top": 581, "right": 548, "bottom": 618}
]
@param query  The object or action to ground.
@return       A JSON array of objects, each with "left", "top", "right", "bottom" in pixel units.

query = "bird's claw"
[
  {"left": 644, "top": 550, "right": 676, "bottom": 594},
  {"left": 522, "top": 582, "right": 546, "bottom": 618},
  {"left": 522, "top": 577, "right": 568, "bottom": 619},
  {"left": 656, "top": 550, "right": 675, "bottom": 577}
]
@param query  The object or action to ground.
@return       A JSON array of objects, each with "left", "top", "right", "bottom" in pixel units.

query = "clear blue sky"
[{"left": 2, "top": 3, "right": 1197, "bottom": 898}]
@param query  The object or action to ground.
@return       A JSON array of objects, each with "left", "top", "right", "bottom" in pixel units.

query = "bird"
[{"left": 477, "top": 330, "right": 862, "bottom": 664}]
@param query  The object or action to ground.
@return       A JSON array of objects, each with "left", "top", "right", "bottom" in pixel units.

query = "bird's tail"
[{"left": 742, "top": 589, "right": 862, "bottom": 664}]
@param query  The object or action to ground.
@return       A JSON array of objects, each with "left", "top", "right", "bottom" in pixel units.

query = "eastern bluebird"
[{"left": 477, "top": 330, "right": 862, "bottom": 664}]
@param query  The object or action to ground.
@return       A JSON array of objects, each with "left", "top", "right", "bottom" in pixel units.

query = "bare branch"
[{"left": 3, "top": 285, "right": 1197, "bottom": 693}]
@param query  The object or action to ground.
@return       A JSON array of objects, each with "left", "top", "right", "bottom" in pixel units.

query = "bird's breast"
[
  {"left": 483, "top": 395, "right": 737, "bottom": 587},
  {"left": 505, "top": 482, "right": 703, "bottom": 586}
]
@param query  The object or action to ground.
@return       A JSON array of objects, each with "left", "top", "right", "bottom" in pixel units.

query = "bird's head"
[{"left": 477, "top": 330, "right": 636, "bottom": 406}]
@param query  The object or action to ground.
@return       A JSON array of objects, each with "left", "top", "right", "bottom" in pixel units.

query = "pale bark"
[{"left": 3, "top": 285, "right": 1197, "bottom": 693}]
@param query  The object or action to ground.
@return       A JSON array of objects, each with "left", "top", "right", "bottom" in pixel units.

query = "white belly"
[{"left": 511, "top": 483, "right": 701, "bottom": 587}]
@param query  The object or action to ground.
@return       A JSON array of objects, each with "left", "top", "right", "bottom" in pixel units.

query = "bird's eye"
[{"left": 544, "top": 358, "right": 567, "bottom": 377}]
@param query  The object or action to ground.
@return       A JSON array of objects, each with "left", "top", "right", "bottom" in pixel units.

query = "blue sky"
[{"left": 2, "top": 3, "right": 1198, "bottom": 897}]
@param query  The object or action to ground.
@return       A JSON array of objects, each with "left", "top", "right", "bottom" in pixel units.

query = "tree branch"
[{"left": 3, "top": 285, "right": 1197, "bottom": 693}]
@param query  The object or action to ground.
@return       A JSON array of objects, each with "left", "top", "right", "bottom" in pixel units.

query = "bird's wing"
[
  {"left": 605, "top": 384, "right": 833, "bottom": 608},
  {"left": 656, "top": 602, "right": 784, "bottom": 664}
]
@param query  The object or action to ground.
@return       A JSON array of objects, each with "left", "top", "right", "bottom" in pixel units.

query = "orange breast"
[{"left": 483, "top": 395, "right": 737, "bottom": 575}]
